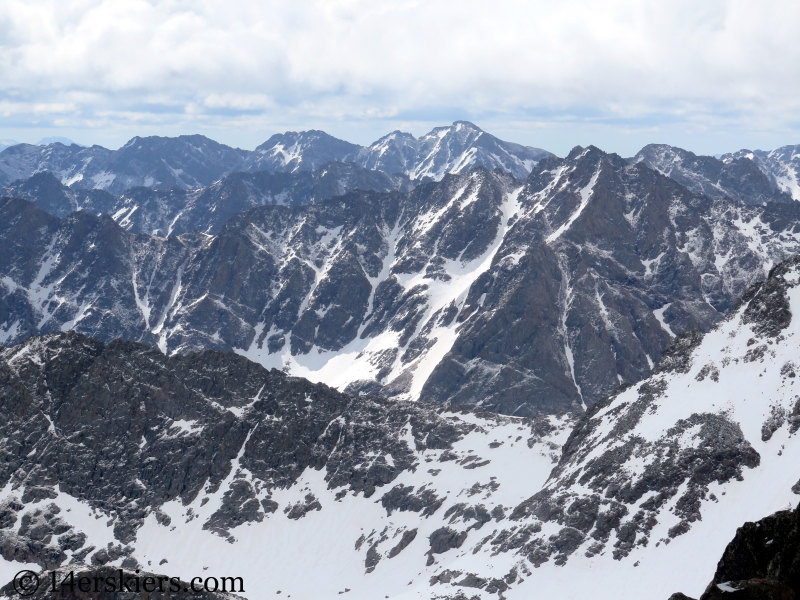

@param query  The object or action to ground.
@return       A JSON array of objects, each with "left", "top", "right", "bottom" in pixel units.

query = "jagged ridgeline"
[
  {"left": 0, "top": 122, "right": 552, "bottom": 192},
  {"left": 2, "top": 255, "right": 800, "bottom": 598},
  {"left": 3, "top": 144, "right": 800, "bottom": 417}
]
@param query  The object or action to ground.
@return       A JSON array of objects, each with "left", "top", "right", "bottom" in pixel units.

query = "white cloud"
[{"left": 1, "top": 0, "right": 799, "bottom": 154}]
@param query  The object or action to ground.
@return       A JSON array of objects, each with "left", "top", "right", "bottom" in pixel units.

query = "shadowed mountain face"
[
  {"left": 418, "top": 146, "right": 800, "bottom": 414},
  {"left": 2, "top": 146, "right": 800, "bottom": 416},
  {"left": 688, "top": 506, "right": 800, "bottom": 600},
  {"left": 676, "top": 503, "right": 800, "bottom": 599}
]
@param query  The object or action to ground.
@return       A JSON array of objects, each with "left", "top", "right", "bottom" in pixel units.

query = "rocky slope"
[
  {"left": 354, "top": 121, "right": 552, "bottom": 181},
  {"left": 239, "top": 121, "right": 551, "bottom": 181},
  {"left": 0, "top": 331, "right": 572, "bottom": 599},
  {"left": 3, "top": 254, "right": 800, "bottom": 598},
  {"left": 487, "top": 255, "right": 800, "bottom": 599},
  {"left": 240, "top": 130, "right": 362, "bottom": 173},
  {"left": 2, "top": 146, "right": 800, "bottom": 415}
]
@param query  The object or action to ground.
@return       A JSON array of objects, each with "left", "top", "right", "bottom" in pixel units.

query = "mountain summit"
[{"left": 356, "top": 121, "right": 552, "bottom": 181}]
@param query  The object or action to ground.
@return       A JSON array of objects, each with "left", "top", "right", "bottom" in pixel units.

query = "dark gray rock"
[
  {"left": 0, "top": 497, "right": 22, "bottom": 529},
  {"left": 380, "top": 484, "right": 445, "bottom": 517},
  {"left": 58, "top": 531, "right": 87, "bottom": 552},
  {"left": 427, "top": 526, "right": 468, "bottom": 564},
  {"left": 0, "top": 330, "right": 530, "bottom": 547},
  {"left": 669, "top": 503, "right": 800, "bottom": 600},
  {"left": 387, "top": 529, "right": 417, "bottom": 558},
  {"left": 738, "top": 256, "right": 800, "bottom": 338},
  {"left": 722, "top": 144, "right": 800, "bottom": 203},
  {"left": 2, "top": 142, "right": 800, "bottom": 418},
  {"left": 285, "top": 494, "right": 322, "bottom": 520},
  {"left": 204, "top": 480, "right": 264, "bottom": 533},
  {"left": 0, "top": 529, "right": 66, "bottom": 569}
]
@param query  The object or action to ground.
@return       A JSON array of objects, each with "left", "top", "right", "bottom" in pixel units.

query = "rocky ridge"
[
  {"left": 0, "top": 331, "right": 572, "bottom": 599},
  {"left": 476, "top": 255, "right": 800, "bottom": 599},
  {"left": 353, "top": 121, "right": 551, "bottom": 181},
  {"left": 632, "top": 144, "right": 793, "bottom": 205},
  {"left": 0, "top": 136, "right": 249, "bottom": 194}
]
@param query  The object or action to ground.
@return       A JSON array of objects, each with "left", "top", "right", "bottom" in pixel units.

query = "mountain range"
[
  {"left": 2, "top": 142, "right": 800, "bottom": 418},
  {"left": 2, "top": 123, "right": 800, "bottom": 598},
  {"left": 0, "top": 122, "right": 552, "bottom": 193}
]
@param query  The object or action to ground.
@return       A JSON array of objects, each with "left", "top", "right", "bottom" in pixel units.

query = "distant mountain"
[
  {"left": 5, "top": 133, "right": 800, "bottom": 599},
  {"left": 3, "top": 162, "right": 412, "bottom": 236},
  {"left": 36, "top": 136, "right": 80, "bottom": 146},
  {"left": 0, "top": 140, "right": 18, "bottom": 155},
  {"left": 355, "top": 130, "right": 420, "bottom": 175},
  {"left": 240, "top": 130, "right": 362, "bottom": 173},
  {"left": 631, "top": 143, "right": 793, "bottom": 205},
  {"left": 356, "top": 121, "right": 552, "bottom": 181},
  {"left": 0, "top": 123, "right": 551, "bottom": 194},
  {"left": 1, "top": 171, "right": 117, "bottom": 218},
  {"left": 241, "top": 122, "right": 551, "bottom": 181},
  {"left": 0, "top": 135, "right": 249, "bottom": 195},
  {"left": 722, "top": 144, "right": 800, "bottom": 201}
]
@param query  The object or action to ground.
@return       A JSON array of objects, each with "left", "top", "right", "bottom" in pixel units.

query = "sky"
[{"left": 1, "top": 0, "right": 799, "bottom": 157}]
